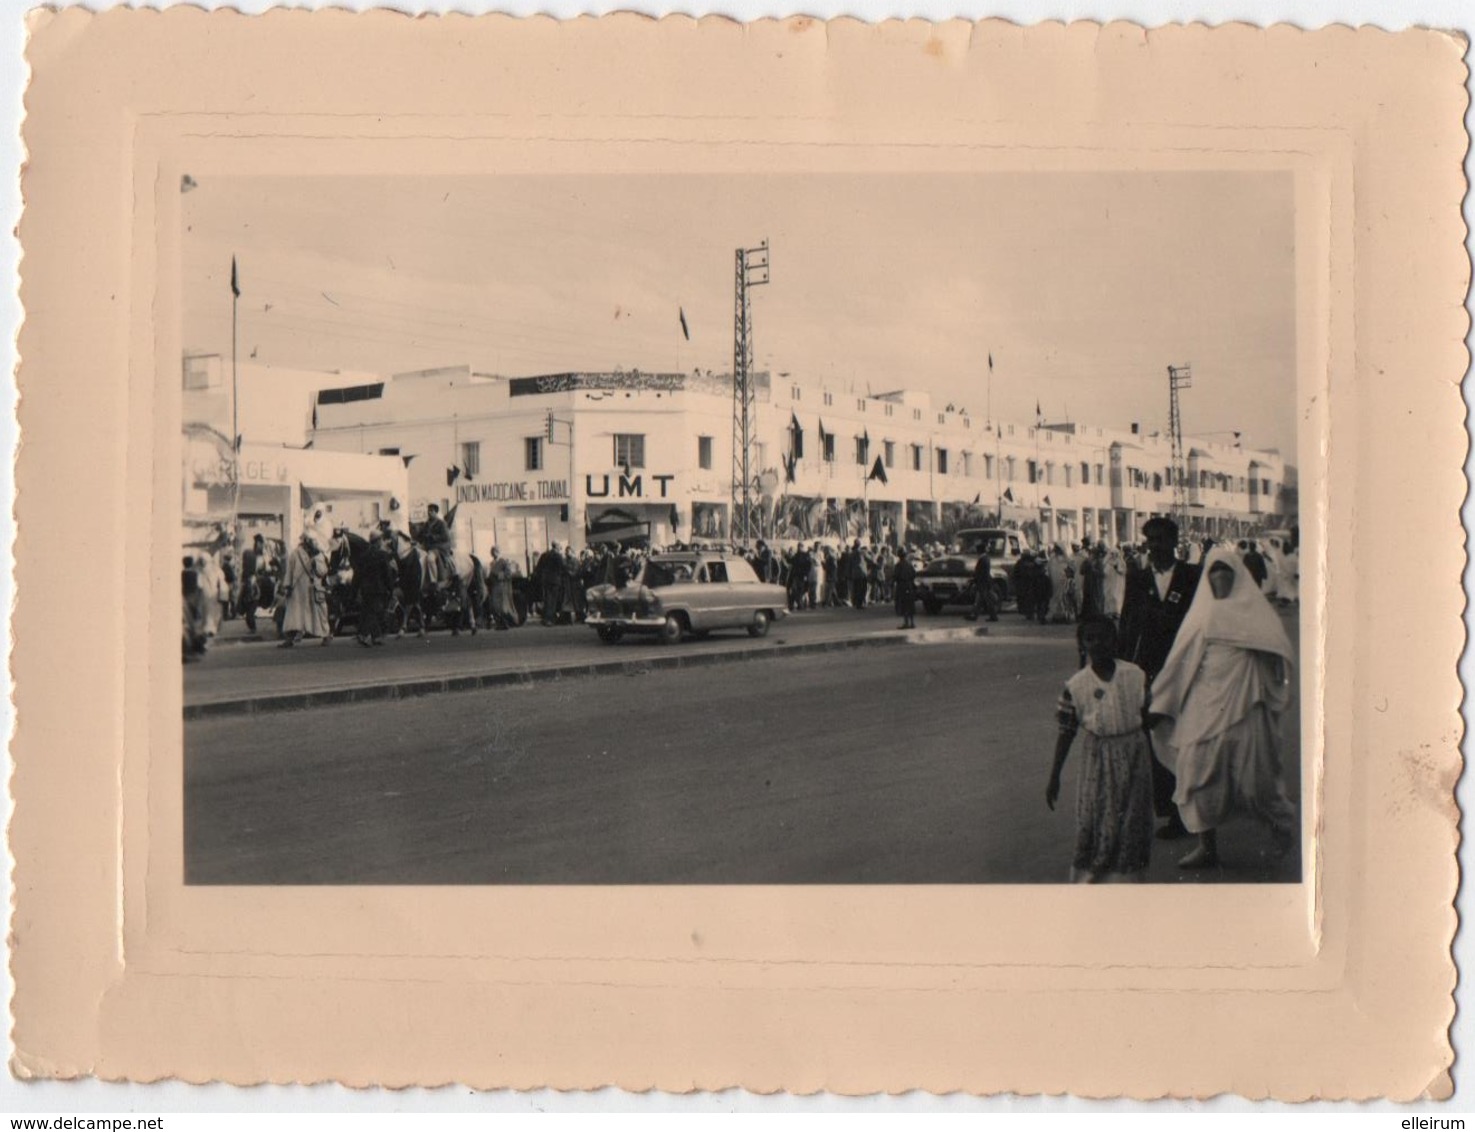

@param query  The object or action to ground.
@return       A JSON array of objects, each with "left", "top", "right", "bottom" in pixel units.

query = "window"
[
  {"left": 938, "top": 413, "right": 946, "bottom": 425},
  {"left": 698, "top": 435, "right": 713, "bottom": 470},
  {"left": 913, "top": 409, "right": 922, "bottom": 421},
  {"left": 911, "top": 444, "right": 923, "bottom": 472},
  {"left": 792, "top": 386, "right": 802, "bottom": 400},
  {"left": 524, "top": 436, "right": 543, "bottom": 471},
  {"left": 1095, "top": 464, "right": 1104, "bottom": 485},
  {"left": 1007, "top": 425, "right": 1015, "bottom": 437},
  {"left": 1006, "top": 457, "right": 1017, "bottom": 482},
  {"left": 1027, "top": 460, "right": 1038, "bottom": 484},
  {"left": 378, "top": 447, "right": 400, "bottom": 457},
  {"left": 822, "top": 433, "right": 836, "bottom": 463},
  {"left": 961, "top": 451, "right": 972, "bottom": 477},
  {"left": 614, "top": 433, "right": 646, "bottom": 469},
  {"left": 883, "top": 440, "right": 895, "bottom": 468},
  {"left": 855, "top": 436, "right": 869, "bottom": 465},
  {"left": 1063, "top": 466, "right": 1073, "bottom": 488},
  {"left": 1081, "top": 461, "right": 1090, "bottom": 484},
  {"left": 885, "top": 404, "right": 894, "bottom": 417},
  {"left": 984, "top": 454, "right": 995, "bottom": 479},
  {"left": 858, "top": 399, "right": 866, "bottom": 411},
  {"left": 182, "top": 355, "right": 219, "bottom": 390},
  {"left": 823, "top": 391, "right": 833, "bottom": 406},
  {"left": 705, "top": 561, "right": 728, "bottom": 584},
  {"left": 788, "top": 424, "right": 804, "bottom": 460},
  {"left": 1262, "top": 478, "right": 1272, "bottom": 494},
  {"left": 937, "top": 448, "right": 949, "bottom": 475},
  {"left": 460, "top": 441, "right": 481, "bottom": 478}
]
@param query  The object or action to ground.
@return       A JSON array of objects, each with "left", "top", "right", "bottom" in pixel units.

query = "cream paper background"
[{"left": 8, "top": 10, "right": 1467, "bottom": 1100}]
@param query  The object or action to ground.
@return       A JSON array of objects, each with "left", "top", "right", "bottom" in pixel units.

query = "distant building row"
[{"left": 296, "top": 363, "right": 1295, "bottom": 557}]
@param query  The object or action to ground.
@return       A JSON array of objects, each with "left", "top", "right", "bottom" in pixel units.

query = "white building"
[
  {"left": 182, "top": 353, "right": 409, "bottom": 550},
  {"left": 310, "top": 364, "right": 1292, "bottom": 560}
]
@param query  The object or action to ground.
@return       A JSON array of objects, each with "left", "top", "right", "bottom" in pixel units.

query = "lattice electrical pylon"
[
  {"left": 730, "top": 239, "right": 770, "bottom": 543},
  {"left": 1167, "top": 363, "right": 1193, "bottom": 538}
]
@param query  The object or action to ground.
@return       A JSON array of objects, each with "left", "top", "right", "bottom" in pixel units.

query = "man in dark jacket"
[
  {"left": 534, "top": 542, "right": 566, "bottom": 625},
  {"left": 355, "top": 533, "right": 397, "bottom": 646},
  {"left": 1242, "top": 540, "right": 1268, "bottom": 589},
  {"left": 788, "top": 545, "right": 813, "bottom": 611},
  {"left": 966, "top": 548, "right": 998, "bottom": 622},
  {"left": 1118, "top": 516, "right": 1203, "bottom": 840},
  {"left": 848, "top": 540, "right": 869, "bottom": 609}
]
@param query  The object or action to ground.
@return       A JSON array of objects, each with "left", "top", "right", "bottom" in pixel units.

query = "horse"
[{"left": 385, "top": 529, "right": 487, "bottom": 638}]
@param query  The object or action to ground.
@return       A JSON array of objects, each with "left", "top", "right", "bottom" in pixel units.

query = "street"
[{"left": 184, "top": 609, "right": 1303, "bottom": 885}]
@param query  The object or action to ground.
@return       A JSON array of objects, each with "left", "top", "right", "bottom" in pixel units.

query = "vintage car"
[
  {"left": 584, "top": 552, "right": 789, "bottom": 644},
  {"left": 915, "top": 528, "right": 1027, "bottom": 615}
]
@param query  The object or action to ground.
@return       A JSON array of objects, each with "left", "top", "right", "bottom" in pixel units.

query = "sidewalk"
[{"left": 183, "top": 612, "right": 1018, "bottom": 719}]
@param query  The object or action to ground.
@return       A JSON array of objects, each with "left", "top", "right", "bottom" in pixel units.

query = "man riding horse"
[
  {"left": 381, "top": 510, "right": 487, "bottom": 637},
  {"left": 422, "top": 503, "right": 454, "bottom": 586}
]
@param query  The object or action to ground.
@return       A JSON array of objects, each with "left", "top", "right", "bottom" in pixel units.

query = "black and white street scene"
[{"left": 180, "top": 172, "right": 1303, "bottom": 885}]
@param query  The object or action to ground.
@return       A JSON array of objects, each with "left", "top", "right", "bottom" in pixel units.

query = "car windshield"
[
  {"left": 958, "top": 533, "right": 1007, "bottom": 556},
  {"left": 643, "top": 558, "right": 696, "bottom": 588}
]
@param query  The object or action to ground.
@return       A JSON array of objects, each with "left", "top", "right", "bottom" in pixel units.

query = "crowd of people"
[
  {"left": 1046, "top": 518, "right": 1300, "bottom": 882},
  {"left": 185, "top": 513, "right": 1298, "bottom": 660}
]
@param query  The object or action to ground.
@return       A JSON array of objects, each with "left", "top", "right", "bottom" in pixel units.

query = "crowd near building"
[{"left": 300, "top": 363, "right": 1295, "bottom": 563}]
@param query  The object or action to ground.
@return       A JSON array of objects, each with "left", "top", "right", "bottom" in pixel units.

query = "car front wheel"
[
  {"left": 748, "top": 610, "right": 771, "bottom": 638},
  {"left": 658, "top": 613, "right": 684, "bottom": 644}
]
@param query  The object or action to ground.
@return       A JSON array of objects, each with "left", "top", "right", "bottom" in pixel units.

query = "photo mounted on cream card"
[
  {"left": 12, "top": 12, "right": 1462, "bottom": 1098},
  {"left": 179, "top": 170, "right": 1306, "bottom": 887}
]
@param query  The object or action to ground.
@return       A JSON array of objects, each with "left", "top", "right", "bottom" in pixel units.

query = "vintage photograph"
[{"left": 180, "top": 171, "right": 1304, "bottom": 885}]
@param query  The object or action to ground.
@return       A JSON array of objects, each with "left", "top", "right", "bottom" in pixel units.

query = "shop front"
[{"left": 183, "top": 429, "right": 408, "bottom": 554}]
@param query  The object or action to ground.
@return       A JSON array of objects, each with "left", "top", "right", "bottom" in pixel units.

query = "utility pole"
[
  {"left": 1167, "top": 363, "right": 1193, "bottom": 539},
  {"left": 730, "top": 239, "right": 770, "bottom": 543}
]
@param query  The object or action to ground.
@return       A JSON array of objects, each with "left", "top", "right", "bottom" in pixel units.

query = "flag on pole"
[
  {"left": 679, "top": 308, "right": 690, "bottom": 340},
  {"left": 789, "top": 411, "right": 804, "bottom": 458},
  {"left": 401, "top": 455, "right": 417, "bottom": 468},
  {"left": 1043, "top": 494, "right": 1052, "bottom": 506},
  {"left": 988, "top": 352, "right": 994, "bottom": 370},
  {"left": 972, "top": 492, "right": 981, "bottom": 505},
  {"left": 1035, "top": 400, "right": 1042, "bottom": 422},
  {"left": 1003, "top": 487, "right": 1015, "bottom": 503},
  {"left": 446, "top": 465, "right": 461, "bottom": 487},
  {"left": 782, "top": 453, "right": 797, "bottom": 484},
  {"left": 867, "top": 456, "right": 888, "bottom": 485},
  {"left": 231, "top": 257, "right": 240, "bottom": 298}
]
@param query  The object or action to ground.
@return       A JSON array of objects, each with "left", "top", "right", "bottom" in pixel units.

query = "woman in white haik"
[{"left": 1149, "top": 546, "right": 1298, "bottom": 868}]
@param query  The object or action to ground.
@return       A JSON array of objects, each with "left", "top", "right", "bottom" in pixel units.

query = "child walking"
[{"left": 1046, "top": 616, "right": 1156, "bottom": 883}]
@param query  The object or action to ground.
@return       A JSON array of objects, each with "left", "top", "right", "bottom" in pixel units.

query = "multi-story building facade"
[{"left": 311, "top": 364, "right": 1292, "bottom": 560}]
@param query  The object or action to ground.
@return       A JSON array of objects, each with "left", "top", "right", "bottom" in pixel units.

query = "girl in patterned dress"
[{"left": 1046, "top": 616, "right": 1156, "bottom": 883}]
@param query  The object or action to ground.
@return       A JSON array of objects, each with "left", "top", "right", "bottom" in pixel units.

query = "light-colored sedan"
[{"left": 584, "top": 552, "right": 789, "bottom": 644}]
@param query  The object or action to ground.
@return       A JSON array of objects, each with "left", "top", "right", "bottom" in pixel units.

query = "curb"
[{"left": 183, "top": 626, "right": 990, "bottom": 720}]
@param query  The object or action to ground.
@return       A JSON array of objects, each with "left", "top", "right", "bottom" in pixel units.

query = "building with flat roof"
[
  {"left": 310, "top": 364, "right": 1292, "bottom": 559},
  {"left": 182, "top": 353, "right": 409, "bottom": 550}
]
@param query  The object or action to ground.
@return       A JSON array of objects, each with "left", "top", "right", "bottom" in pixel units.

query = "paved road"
[{"left": 185, "top": 632, "right": 1303, "bottom": 886}]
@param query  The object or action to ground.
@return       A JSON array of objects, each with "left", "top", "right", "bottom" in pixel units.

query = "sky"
[{"left": 182, "top": 170, "right": 1298, "bottom": 459}]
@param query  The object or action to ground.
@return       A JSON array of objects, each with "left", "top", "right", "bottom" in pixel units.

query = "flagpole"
[{"left": 230, "top": 256, "right": 241, "bottom": 546}]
